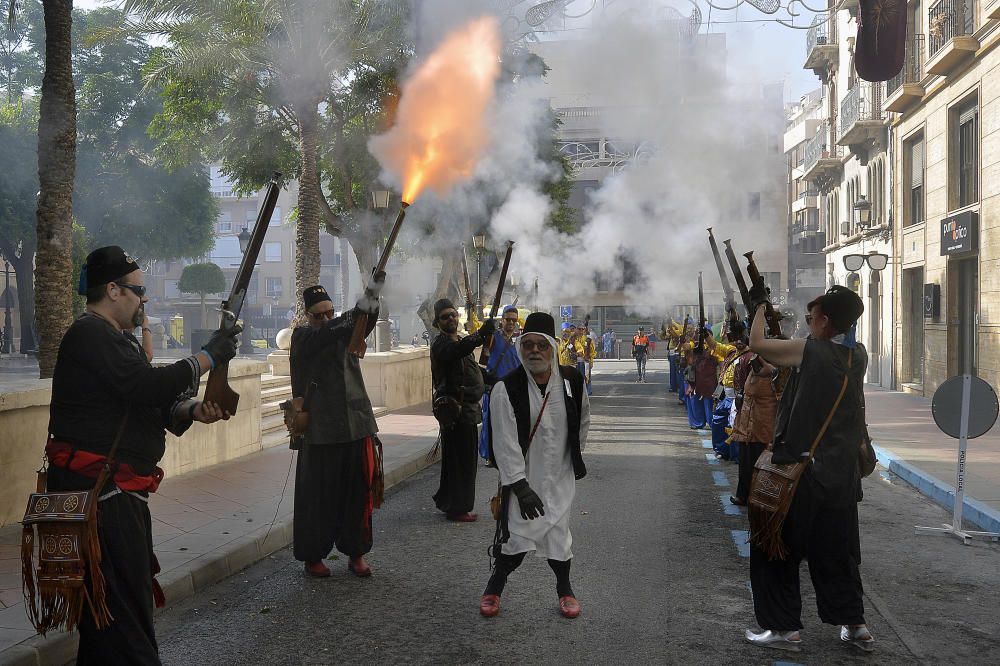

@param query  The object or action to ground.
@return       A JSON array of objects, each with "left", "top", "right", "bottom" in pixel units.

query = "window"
[
  {"left": 218, "top": 211, "right": 232, "bottom": 233},
  {"left": 905, "top": 135, "right": 924, "bottom": 226},
  {"left": 265, "top": 277, "right": 282, "bottom": 299},
  {"left": 748, "top": 192, "right": 761, "bottom": 220},
  {"left": 264, "top": 242, "right": 281, "bottom": 262},
  {"left": 957, "top": 104, "right": 978, "bottom": 207}
]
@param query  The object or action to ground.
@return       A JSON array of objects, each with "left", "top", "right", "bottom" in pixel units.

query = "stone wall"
[{"left": 0, "top": 359, "right": 267, "bottom": 528}]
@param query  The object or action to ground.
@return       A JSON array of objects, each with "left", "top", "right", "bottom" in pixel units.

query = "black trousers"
[
  {"left": 49, "top": 466, "right": 161, "bottom": 666},
  {"left": 293, "top": 439, "right": 373, "bottom": 561},
  {"left": 736, "top": 441, "right": 767, "bottom": 503},
  {"left": 750, "top": 480, "right": 865, "bottom": 631},
  {"left": 433, "top": 422, "right": 478, "bottom": 514}
]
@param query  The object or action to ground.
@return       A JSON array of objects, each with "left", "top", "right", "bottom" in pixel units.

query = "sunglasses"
[
  {"left": 439, "top": 312, "right": 459, "bottom": 321},
  {"left": 116, "top": 283, "right": 146, "bottom": 298},
  {"left": 521, "top": 340, "right": 551, "bottom": 351},
  {"left": 309, "top": 309, "right": 335, "bottom": 320}
]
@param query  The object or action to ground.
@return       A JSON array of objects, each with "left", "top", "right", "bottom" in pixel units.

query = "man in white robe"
[{"left": 479, "top": 312, "right": 590, "bottom": 619}]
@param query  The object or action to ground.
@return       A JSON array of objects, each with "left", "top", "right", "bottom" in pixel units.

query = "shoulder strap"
[
  {"left": 806, "top": 348, "right": 853, "bottom": 460},
  {"left": 525, "top": 392, "right": 550, "bottom": 453}
]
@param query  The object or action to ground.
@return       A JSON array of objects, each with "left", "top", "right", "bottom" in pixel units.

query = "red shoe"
[
  {"left": 446, "top": 512, "right": 478, "bottom": 523},
  {"left": 304, "top": 560, "right": 330, "bottom": 578},
  {"left": 559, "top": 595, "right": 581, "bottom": 619},
  {"left": 480, "top": 594, "right": 501, "bottom": 617},
  {"left": 348, "top": 556, "right": 372, "bottom": 578}
]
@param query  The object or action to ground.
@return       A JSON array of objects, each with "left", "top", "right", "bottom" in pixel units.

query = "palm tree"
[
  {"left": 122, "top": 0, "right": 408, "bottom": 323},
  {"left": 8, "top": 0, "right": 76, "bottom": 378}
]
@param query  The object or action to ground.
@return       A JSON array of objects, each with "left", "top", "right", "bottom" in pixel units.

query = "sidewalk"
[
  {"left": 0, "top": 405, "right": 440, "bottom": 666},
  {"left": 864, "top": 385, "right": 1000, "bottom": 533}
]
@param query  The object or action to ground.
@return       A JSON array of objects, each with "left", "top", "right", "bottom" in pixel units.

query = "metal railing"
[
  {"left": 887, "top": 35, "right": 926, "bottom": 96},
  {"left": 804, "top": 126, "right": 829, "bottom": 173},
  {"left": 928, "top": 0, "right": 975, "bottom": 59},
  {"left": 841, "top": 82, "right": 884, "bottom": 138},
  {"left": 806, "top": 16, "right": 831, "bottom": 57}
]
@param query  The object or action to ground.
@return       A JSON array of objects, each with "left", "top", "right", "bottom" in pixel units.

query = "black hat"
[
  {"left": 854, "top": 0, "right": 907, "bottom": 82},
  {"left": 78, "top": 245, "right": 140, "bottom": 295},
  {"left": 303, "top": 285, "right": 332, "bottom": 310},
  {"left": 808, "top": 285, "right": 864, "bottom": 333},
  {"left": 522, "top": 312, "right": 555, "bottom": 338},
  {"left": 434, "top": 298, "right": 456, "bottom": 321}
]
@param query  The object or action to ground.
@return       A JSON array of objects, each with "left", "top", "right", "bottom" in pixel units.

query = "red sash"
[{"left": 45, "top": 439, "right": 164, "bottom": 493}]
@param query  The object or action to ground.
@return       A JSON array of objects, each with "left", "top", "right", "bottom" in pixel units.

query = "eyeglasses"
[
  {"left": 438, "top": 312, "right": 459, "bottom": 321},
  {"left": 843, "top": 253, "right": 888, "bottom": 272},
  {"left": 308, "top": 309, "right": 335, "bottom": 320},
  {"left": 521, "top": 340, "right": 551, "bottom": 351},
  {"left": 116, "top": 283, "right": 146, "bottom": 298},
  {"left": 502, "top": 317, "right": 519, "bottom": 324}
]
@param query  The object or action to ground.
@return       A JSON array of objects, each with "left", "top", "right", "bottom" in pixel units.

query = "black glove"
[
  {"left": 201, "top": 325, "right": 243, "bottom": 366},
  {"left": 511, "top": 479, "right": 544, "bottom": 520},
  {"left": 748, "top": 283, "right": 770, "bottom": 313},
  {"left": 477, "top": 317, "right": 496, "bottom": 341}
]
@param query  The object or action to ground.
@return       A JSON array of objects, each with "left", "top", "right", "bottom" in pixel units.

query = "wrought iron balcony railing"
[
  {"left": 887, "top": 34, "right": 925, "bottom": 96},
  {"left": 928, "top": 0, "right": 975, "bottom": 59},
  {"left": 840, "top": 82, "right": 884, "bottom": 139},
  {"left": 806, "top": 16, "right": 830, "bottom": 56}
]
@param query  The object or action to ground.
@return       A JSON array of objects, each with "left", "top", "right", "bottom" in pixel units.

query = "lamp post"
[
  {"left": 854, "top": 195, "right": 872, "bottom": 230},
  {"left": 237, "top": 227, "right": 254, "bottom": 354},
  {"left": 510, "top": 275, "right": 520, "bottom": 305},
  {"left": 472, "top": 233, "right": 486, "bottom": 315},
  {"left": 371, "top": 189, "right": 392, "bottom": 352},
  {"left": 2, "top": 260, "right": 13, "bottom": 354}
]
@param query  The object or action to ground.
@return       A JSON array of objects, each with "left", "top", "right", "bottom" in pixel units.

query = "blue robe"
[{"left": 479, "top": 332, "right": 522, "bottom": 459}]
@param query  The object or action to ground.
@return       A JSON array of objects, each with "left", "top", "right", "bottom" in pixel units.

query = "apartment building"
[
  {"left": 884, "top": 0, "right": 1000, "bottom": 396},
  {"left": 800, "top": 8, "right": 895, "bottom": 387}
]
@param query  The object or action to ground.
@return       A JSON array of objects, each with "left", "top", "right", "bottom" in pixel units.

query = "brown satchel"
[
  {"left": 21, "top": 412, "right": 129, "bottom": 635},
  {"left": 280, "top": 379, "right": 318, "bottom": 448},
  {"left": 749, "top": 349, "right": 853, "bottom": 560},
  {"left": 491, "top": 392, "right": 550, "bottom": 521}
]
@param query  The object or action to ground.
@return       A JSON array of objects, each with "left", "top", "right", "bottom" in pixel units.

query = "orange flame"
[{"left": 369, "top": 16, "right": 502, "bottom": 203}]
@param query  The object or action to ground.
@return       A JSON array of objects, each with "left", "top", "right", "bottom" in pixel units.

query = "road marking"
[
  {"left": 712, "top": 471, "right": 729, "bottom": 486},
  {"left": 720, "top": 493, "right": 743, "bottom": 516},
  {"left": 702, "top": 439, "right": 714, "bottom": 449},
  {"left": 705, "top": 453, "right": 720, "bottom": 465},
  {"left": 730, "top": 529, "right": 750, "bottom": 558}
]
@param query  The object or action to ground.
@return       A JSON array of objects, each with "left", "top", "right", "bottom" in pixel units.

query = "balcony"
[
  {"left": 802, "top": 124, "right": 843, "bottom": 190},
  {"left": 804, "top": 16, "right": 838, "bottom": 80},
  {"left": 838, "top": 82, "right": 886, "bottom": 159},
  {"left": 791, "top": 190, "right": 819, "bottom": 213},
  {"left": 989, "top": 0, "right": 1000, "bottom": 20},
  {"left": 926, "top": 0, "right": 978, "bottom": 76},
  {"left": 884, "top": 35, "right": 926, "bottom": 113}
]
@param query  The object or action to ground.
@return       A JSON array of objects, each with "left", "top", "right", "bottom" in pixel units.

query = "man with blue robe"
[{"left": 480, "top": 305, "right": 523, "bottom": 461}]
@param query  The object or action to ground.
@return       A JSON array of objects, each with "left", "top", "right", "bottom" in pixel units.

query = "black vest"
[{"left": 501, "top": 364, "right": 587, "bottom": 480}]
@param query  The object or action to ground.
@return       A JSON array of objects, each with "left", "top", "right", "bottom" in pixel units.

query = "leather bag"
[
  {"left": 21, "top": 412, "right": 129, "bottom": 635},
  {"left": 748, "top": 350, "right": 852, "bottom": 560}
]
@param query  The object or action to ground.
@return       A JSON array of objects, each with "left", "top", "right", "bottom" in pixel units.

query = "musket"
[
  {"left": 744, "top": 251, "right": 784, "bottom": 339},
  {"left": 708, "top": 227, "right": 740, "bottom": 319},
  {"left": 478, "top": 240, "right": 514, "bottom": 366},
  {"left": 347, "top": 201, "right": 410, "bottom": 358},
  {"left": 460, "top": 243, "right": 476, "bottom": 322},
  {"left": 723, "top": 239, "right": 753, "bottom": 315},
  {"left": 204, "top": 172, "right": 282, "bottom": 415},
  {"left": 696, "top": 272, "right": 706, "bottom": 353}
]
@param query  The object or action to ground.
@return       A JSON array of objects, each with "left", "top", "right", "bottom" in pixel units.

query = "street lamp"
[
  {"left": 236, "top": 227, "right": 254, "bottom": 354},
  {"left": 472, "top": 233, "right": 486, "bottom": 312},
  {"left": 510, "top": 275, "right": 520, "bottom": 304},
  {"left": 2, "top": 260, "right": 13, "bottom": 354},
  {"left": 854, "top": 195, "right": 872, "bottom": 229},
  {"left": 371, "top": 189, "right": 393, "bottom": 352}
]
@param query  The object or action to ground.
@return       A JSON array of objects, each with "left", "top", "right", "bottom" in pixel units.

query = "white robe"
[{"left": 490, "top": 333, "right": 590, "bottom": 560}]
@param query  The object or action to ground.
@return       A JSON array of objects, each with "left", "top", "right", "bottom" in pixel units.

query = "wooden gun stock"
[{"left": 204, "top": 363, "right": 239, "bottom": 415}]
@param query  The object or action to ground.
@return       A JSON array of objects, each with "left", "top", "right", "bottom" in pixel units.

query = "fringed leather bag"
[
  {"left": 21, "top": 413, "right": 129, "bottom": 635},
  {"left": 749, "top": 350, "right": 852, "bottom": 560}
]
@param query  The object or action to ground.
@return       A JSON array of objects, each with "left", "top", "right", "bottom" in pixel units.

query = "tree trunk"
[
  {"left": 416, "top": 252, "right": 460, "bottom": 341},
  {"left": 339, "top": 236, "right": 350, "bottom": 309},
  {"left": 293, "top": 104, "right": 322, "bottom": 326},
  {"left": 200, "top": 293, "right": 206, "bottom": 329},
  {"left": 34, "top": 0, "right": 76, "bottom": 378}
]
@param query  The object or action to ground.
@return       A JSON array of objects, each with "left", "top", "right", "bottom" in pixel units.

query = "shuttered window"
[
  {"left": 958, "top": 105, "right": 978, "bottom": 207},
  {"left": 907, "top": 136, "right": 924, "bottom": 226}
]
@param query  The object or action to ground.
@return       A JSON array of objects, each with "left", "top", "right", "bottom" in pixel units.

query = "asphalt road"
[{"left": 155, "top": 360, "right": 1000, "bottom": 665}]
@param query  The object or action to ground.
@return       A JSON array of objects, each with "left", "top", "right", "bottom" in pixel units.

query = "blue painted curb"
[
  {"left": 872, "top": 442, "right": 1000, "bottom": 534},
  {"left": 712, "top": 471, "right": 729, "bottom": 487},
  {"left": 730, "top": 529, "right": 750, "bottom": 558}
]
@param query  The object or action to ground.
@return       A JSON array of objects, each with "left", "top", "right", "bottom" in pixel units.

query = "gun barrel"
[
  {"left": 707, "top": 228, "right": 737, "bottom": 316},
  {"left": 724, "top": 239, "right": 752, "bottom": 313}
]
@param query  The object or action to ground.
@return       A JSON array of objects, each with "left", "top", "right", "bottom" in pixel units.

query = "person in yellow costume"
[
  {"left": 558, "top": 322, "right": 583, "bottom": 367},
  {"left": 577, "top": 324, "right": 597, "bottom": 395}
]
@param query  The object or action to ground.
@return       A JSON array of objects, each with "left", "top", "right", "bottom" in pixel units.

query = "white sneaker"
[
  {"left": 745, "top": 628, "right": 802, "bottom": 652},
  {"left": 840, "top": 625, "right": 875, "bottom": 652}
]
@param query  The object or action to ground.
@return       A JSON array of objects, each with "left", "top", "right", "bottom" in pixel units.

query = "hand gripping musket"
[
  {"left": 347, "top": 202, "right": 410, "bottom": 358},
  {"left": 743, "top": 250, "right": 792, "bottom": 394},
  {"left": 478, "top": 240, "right": 514, "bottom": 366},
  {"left": 204, "top": 173, "right": 281, "bottom": 415},
  {"left": 460, "top": 243, "right": 477, "bottom": 328},
  {"left": 696, "top": 272, "right": 706, "bottom": 354},
  {"left": 707, "top": 227, "right": 741, "bottom": 320}
]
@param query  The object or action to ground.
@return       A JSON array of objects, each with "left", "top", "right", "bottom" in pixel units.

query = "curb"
[
  {"left": 872, "top": 442, "right": 1000, "bottom": 535},
  {"left": 0, "top": 446, "right": 440, "bottom": 666}
]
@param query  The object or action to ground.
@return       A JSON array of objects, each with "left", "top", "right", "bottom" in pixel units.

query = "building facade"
[{"left": 884, "top": 0, "right": 1000, "bottom": 396}]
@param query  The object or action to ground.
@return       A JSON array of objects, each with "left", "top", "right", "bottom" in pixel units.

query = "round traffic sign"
[{"left": 931, "top": 375, "right": 999, "bottom": 439}]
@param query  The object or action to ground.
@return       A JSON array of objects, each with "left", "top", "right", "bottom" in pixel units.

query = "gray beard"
[{"left": 523, "top": 357, "right": 551, "bottom": 376}]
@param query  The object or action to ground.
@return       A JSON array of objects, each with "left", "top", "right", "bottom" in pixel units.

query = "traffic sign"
[{"left": 560, "top": 305, "right": 573, "bottom": 319}]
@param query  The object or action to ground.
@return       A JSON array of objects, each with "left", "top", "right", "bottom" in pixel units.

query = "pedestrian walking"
[
  {"left": 631, "top": 326, "right": 650, "bottom": 382},
  {"left": 430, "top": 299, "right": 495, "bottom": 522},
  {"left": 290, "top": 278, "right": 384, "bottom": 578},
  {"left": 45, "top": 246, "right": 240, "bottom": 665},
  {"left": 744, "top": 285, "right": 874, "bottom": 653},
  {"left": 601, "top": 328, "right": 614, "bottom": 359},
  {"left": 480, "top": 305, "right": 523, "bottom": 462},
  {"left": 480, "top": 312, "right": 589, "bottom": 619}
]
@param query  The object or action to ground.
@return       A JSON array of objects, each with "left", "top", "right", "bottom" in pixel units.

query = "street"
[{"left": 155, "top": 360, "right": 1000, "bottom": 665}]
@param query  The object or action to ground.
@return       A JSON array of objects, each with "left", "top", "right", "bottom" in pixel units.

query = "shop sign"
[{"left": 940, "top": 211, "right": 978, "bottom": 256}]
